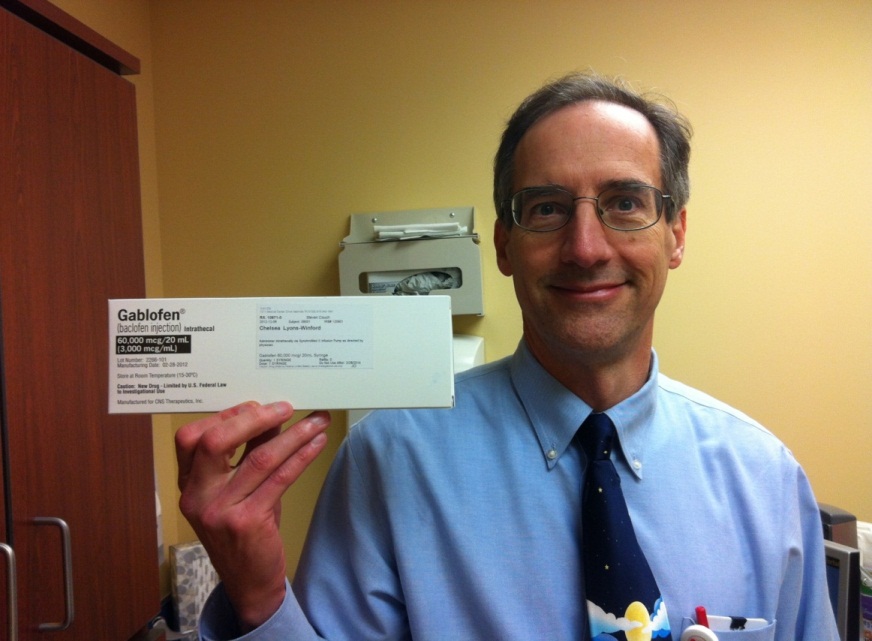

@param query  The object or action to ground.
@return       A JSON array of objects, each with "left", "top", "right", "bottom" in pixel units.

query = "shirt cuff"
[{"left": 199, "top": 579, "right": 322, "bottom": 641}]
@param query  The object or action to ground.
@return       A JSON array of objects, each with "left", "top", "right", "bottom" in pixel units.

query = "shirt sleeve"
[
  {"left": 774, "top": 454, "right": 840, "bottom": 641},
  {"left": 198, "top": 579, "right": 325, "bottom": 641}
]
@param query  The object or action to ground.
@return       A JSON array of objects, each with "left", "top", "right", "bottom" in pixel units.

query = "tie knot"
[{"left": 578, "top": 413, "right": 615, "bottom": 461}]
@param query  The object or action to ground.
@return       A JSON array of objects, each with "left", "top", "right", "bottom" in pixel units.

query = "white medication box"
[{"left": 108, "top": 296, "right": 455, "bottom": 413}]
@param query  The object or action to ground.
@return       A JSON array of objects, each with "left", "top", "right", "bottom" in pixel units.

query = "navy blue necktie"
[{"left": 579, "top": 413, "right": 670, "bottom": 640}]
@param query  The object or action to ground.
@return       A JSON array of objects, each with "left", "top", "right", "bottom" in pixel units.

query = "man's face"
[{"left": 494, "top": 100, "right": 686, "bottom": 374}]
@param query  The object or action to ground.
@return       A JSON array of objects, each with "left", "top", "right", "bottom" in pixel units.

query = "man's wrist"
[
  {"left": 200, "top": 579, "right": 295, "bottom": 641},
  {"left": 228, "top": 581, "right": 288, "bottom": 633}
]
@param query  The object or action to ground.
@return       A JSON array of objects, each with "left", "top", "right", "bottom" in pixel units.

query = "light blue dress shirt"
[{"left": 200, "top": 342, "right": 838, "bottom": 641}]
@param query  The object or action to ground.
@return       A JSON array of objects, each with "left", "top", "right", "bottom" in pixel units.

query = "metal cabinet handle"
[
  {"left": 0, "top": 542, "right": 17, "bottom": 641},
  {"left": 33, "top": 517, "right": 75, "bottom": 631}
]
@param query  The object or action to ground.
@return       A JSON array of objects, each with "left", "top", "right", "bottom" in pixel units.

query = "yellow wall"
[{"left": 53, "top": 0, "right": 871, "bottom": 594}]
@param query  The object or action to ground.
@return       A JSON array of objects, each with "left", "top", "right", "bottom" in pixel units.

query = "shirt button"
[
  {"left": 633, "top": 459, "right": 642, "bottom": 470},
  {"left": 546, "top": 449, "right": 557, "bottom": 460}
]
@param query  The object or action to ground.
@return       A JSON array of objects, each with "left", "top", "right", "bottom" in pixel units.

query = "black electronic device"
[
  {"left": 820, "top": 502, "right": 859, "bottom": 548},
  {"left": 824, "top": 539, "right": 860, "bottom": 641},
  {"left": 819, "top": 502, "right": 862, "bottom": 641}
]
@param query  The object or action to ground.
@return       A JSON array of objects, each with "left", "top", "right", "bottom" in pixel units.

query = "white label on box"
[
  {"left": 256, "top": 301, "right": 373, "bottom": 369},
  {"left": 108, "top": 296, "right": 454, "bottom": 414}
]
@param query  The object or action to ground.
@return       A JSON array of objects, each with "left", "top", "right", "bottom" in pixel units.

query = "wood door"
[{"left": 0, "top": 5, "right": 158, "bottom": 639}]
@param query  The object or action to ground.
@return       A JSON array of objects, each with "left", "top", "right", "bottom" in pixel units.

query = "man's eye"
[
  {"left": 531, "top": 202, "right": 564, "bottom": 217},
  {"left": 606, "top": 195, "right": 641, "bottom": 212}
]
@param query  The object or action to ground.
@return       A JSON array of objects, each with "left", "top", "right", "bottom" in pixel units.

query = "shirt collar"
[{"left": 509, "top": 340, "right": 659, "bottom": 478}]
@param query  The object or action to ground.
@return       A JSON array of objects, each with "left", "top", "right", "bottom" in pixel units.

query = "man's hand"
[{"left": 175, "top": 401, "right": 330, "bottom": 631}]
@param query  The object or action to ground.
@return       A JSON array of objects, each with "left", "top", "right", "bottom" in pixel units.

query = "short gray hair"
[{"left": 493, "top": 72, "right": 692, "bottom": 227}]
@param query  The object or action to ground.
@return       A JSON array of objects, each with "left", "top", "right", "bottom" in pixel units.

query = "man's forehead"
[
  {"left": 522, "top": 100, "right": 656, "bottom": 149},
  {"left": 513, "top": 100, "right": 661, "bottom": 186}
]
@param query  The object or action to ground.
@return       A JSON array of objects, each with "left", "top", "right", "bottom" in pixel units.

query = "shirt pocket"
[
  {"left": 680, "top": 617, "right": 776, "bottom": 641},
  {"left": 711, "top": 624, "right": 775, "bottom": 641}
]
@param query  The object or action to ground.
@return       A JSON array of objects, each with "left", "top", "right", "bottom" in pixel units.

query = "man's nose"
[{"left": 558, "top": 199, "right": 614, "bottom": 267}]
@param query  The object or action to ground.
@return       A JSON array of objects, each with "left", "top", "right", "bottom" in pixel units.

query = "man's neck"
[{"left": 524, "top": 334, "right": 653, "bottom": 412}]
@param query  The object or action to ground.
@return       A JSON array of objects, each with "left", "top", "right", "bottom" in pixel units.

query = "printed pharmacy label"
[{"left": 256, "top": 302, "right": 373, "bottom": 369}]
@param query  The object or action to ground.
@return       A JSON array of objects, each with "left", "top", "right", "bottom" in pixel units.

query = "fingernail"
[
  {"left": 309, "top": 411, "right": 330, "bottom": 428},
  {"left": 269, "top": 401, "right": 292, "bottom": 417}
]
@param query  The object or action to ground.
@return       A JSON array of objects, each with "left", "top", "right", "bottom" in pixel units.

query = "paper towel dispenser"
[{"left": 338, "top": 207, "right": 483, "bottom": 316}]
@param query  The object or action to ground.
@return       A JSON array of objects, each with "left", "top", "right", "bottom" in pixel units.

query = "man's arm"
[
  {"left": 775, "top": 455, "right": 840, "bottom": 641},
  {"left": 175, "top": 401, "right": 330, "bottom": 632}
]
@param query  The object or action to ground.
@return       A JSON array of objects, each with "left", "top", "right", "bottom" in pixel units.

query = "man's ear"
[
  {"left": 668, "top": 208, "right": 687, "bottom": 269},
  {"left": 494, "top": 219, "right": 513, "bottom": 276}
]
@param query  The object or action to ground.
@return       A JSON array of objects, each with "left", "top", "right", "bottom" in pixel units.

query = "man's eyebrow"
[
  {"left": 511, "top": 183, "right": 571, "bottom": 195},
  {"left": 526, "top": 183, "right": 569, "bottom": 191},
  {"left": 600, "top": 178, "right": 654, "bottom": 189},
  {"left": 520, "top": 179, "right": 655, "bottom": 194}
]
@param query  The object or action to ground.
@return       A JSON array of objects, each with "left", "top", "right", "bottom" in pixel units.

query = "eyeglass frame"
[{"left": 505, "top": 183, "right": 672, "bottom": 233}]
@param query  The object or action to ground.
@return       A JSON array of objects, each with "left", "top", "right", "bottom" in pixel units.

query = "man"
[{"left": 177, "top": 73, "right": 838, "bottom": 640}]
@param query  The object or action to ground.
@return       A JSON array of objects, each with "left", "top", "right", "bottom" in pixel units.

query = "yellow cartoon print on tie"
[{"left": 587, "top": 597, "right": 671, "bottom": 640}]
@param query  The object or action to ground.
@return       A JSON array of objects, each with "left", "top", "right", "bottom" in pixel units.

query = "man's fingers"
[
  {"left": 175, "top": 401, "right": 292, "bottom": 490},
  {"left": 175, "top": 401, "right": 257, "bottom": 478},
  {"left": 229, "top": 411, "right": 331, "bottom": 507}
]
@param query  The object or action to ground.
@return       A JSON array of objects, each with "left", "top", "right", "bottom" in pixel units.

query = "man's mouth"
[{"left": 548, "top": 279, "right": 627, "bottom": 301}]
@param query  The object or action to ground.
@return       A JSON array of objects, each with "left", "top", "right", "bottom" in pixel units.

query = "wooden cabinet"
[{"left": 0, "top": 1, "right": 159, "bottom": 638}]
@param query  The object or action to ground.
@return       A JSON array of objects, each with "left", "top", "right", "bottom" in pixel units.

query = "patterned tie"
[{"left": 579, "top": 413, "right": 670, "bottom": 640}]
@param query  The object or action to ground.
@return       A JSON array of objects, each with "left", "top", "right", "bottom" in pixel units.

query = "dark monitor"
[{"left": 824, "top": 539, "right": 860, "bottom": 641}]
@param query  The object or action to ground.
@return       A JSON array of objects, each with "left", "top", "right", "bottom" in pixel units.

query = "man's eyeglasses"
[{"left": 507, "top": 184, "right": 670, "bottom": 232}]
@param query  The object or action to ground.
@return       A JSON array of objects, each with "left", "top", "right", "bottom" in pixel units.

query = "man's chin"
[{"left": 529, "top": 323, "right": 622, "bottom": 359}]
